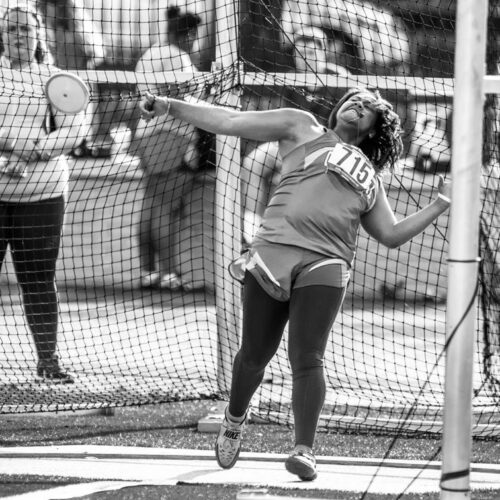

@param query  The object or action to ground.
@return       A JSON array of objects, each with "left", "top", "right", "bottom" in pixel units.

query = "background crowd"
[
  {"left": 0, "top": 0, "right": 461, "bottom": 288},
  {"left": 0, "top": 0, "right": 488, "bottom": 382}
]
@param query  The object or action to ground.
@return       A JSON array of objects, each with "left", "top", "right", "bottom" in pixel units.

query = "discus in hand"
[
  {"left": 144, "top": 93, "right": 156, "bottom": 112},
  {"left": 140, "top": 92, "right": 159, "bottom": 122},
  {"left": 45, "top": 71, "right": 90, "bottom": 114}
]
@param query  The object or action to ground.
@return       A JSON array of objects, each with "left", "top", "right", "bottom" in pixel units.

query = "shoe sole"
[
  {"left": 285, "top": 456, "right": 317, "bottom": 481},
  {"left": 158, "top": 278, "right": 182, "bottom": 291},
  {"left": 141, "top": 282, "right": 158, "bottom": 288},
  {"left": 35, "top": 373, "right": 75, "bottom": 384},
  {"left": 158, "top": 285, "right": 182, "bottom": 292},
  {"left": 215, "top": 441, "right": 240, "bottom": 469},
  {"left": 35, "top": 377, "right": 74, "bottom": 385}
]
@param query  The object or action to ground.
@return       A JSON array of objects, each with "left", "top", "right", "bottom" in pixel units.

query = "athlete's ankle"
[
  {"left": 225, "top": 406, "right": 246, "bottom": 424},
  {"left": 293, "top": 444, "right": 313, "bottom": 455}
]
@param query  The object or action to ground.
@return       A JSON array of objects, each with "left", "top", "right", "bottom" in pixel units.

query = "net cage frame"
[{"left": 1, "top": 0, "right": 500, "bottom": 445}]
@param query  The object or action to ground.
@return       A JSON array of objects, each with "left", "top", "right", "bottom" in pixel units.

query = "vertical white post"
[
  {"left": 213, "top": 0, "right": 241, "bottom": 393},
  {"left": 440, "top": 0, "right": 488, "bottom": 498}
]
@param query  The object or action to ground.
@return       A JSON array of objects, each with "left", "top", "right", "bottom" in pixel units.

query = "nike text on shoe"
[{"left": 215, "top": 412, "right": 245, "bottom": 469}]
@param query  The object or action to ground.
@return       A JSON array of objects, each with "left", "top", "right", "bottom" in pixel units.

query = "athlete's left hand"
[{"left": 437, "top": 174, "right": 452, "bottom": 204}]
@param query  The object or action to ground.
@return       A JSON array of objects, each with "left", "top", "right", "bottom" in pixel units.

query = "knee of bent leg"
[
  {"left": 289, "top": 351, "right": 324, "bottom": 375},
  {"left": 237, "top": 348, "right": 269, "bottom": 374}
]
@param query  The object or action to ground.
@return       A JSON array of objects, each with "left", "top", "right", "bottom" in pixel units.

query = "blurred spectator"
[
  {"left": 40, "top": 0, "right": 105, "bottom": 70},
  {"left": 286, "top": 26, "right": 347, "bottom": 127},
  {"left": 163, "top": 0, "right": 215, "bottom": 71},
  {"left": 130, "top": 5, "right": 203, "bottom": 291},
  {"left": 408, "top": 99, "right": 452, "bottom": 173},
  {"left": 293, "top": 25, "right": 351, "bottom": 76},
  {"left": 240, "top": 28, "right": 349, "bottom": 239},
  {"left": 137, "top": 6, "right": 201, "bottom": 73},
  {"left": 39, "top": 0, "right": 106, "bottom": 156},
  {"left": 0, "top": 3, "right": 88, "bottom": 382},
  {"left": 281, "top": 0, "right": 411, "bottom": 75}
]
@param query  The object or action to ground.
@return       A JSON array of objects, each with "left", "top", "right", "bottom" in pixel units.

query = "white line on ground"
[{"left": 0, "top": 446, "right": 499, "bottom": 496}]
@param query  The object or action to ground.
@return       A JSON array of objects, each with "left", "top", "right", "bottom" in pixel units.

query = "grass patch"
[
  {"left": 1, "top": 400, "right": 500, "bottom": 499},
  {"left": 0, "top": 474, "right": 95, "bottom": 497}
]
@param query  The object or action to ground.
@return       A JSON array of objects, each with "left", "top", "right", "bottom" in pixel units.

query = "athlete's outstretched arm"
[
  {"left": 361, "top": 176, "right": 451, "bottom": 248},
  {"left": 139, "top": 92, "right": 314, "bottom": 143}
]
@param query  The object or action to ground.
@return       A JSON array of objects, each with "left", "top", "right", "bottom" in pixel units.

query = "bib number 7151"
[{"left": 324, "top": 143, "right": 375, "bottom": 191}]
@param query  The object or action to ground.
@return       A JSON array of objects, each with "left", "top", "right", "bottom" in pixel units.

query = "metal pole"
[
  {"left": 440, "top": 0, "right": 488, "bottom": 498},
  {"left": 214, "top": 0, "right": 241, "bottom": 393}
]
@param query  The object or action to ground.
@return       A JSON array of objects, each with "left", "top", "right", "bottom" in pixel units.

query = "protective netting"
[{"left": 0, "top": 0, "right": 499, "bottom": 439}]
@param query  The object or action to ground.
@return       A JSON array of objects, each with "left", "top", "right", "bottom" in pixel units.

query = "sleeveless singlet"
[{"left": 253, "top": 130, "right": 381, "bottom": 265}]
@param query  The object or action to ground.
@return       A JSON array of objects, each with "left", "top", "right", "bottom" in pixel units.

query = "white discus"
[{"left": 45, "top": 71, "right": 90, "bottom": 114}]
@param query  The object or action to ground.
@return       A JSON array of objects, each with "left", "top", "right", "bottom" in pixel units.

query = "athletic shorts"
[{"left": 231, "top": 242, "right": 350, "bottom": 302}]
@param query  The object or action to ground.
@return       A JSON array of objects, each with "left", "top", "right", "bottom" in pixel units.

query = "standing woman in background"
[
  {"left": 0, "top": 4, "right": 88, "bottom": 382},
  {"left": 132, "top": 5, "right": 202, "bottom": 290}
]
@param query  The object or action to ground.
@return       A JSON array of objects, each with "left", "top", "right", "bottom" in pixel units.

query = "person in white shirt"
[
  {"left": 0, "top": 4, "right": 88, "bottom": 382},
  {"left": 131, "top": 6, "right": 202, "bottom": 291}
]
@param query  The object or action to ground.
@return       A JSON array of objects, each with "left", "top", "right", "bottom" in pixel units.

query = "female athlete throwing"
[{"left": 139, "top": 87, "right": 451, "bottom": 480}]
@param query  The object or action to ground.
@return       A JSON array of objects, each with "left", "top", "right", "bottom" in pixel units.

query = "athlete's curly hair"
[{"left": 327, "top": 87, "right": 403, "bottom": 172}]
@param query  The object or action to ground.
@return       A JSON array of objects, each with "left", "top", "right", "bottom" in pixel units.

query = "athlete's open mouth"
[{"left": 346, "top": 107, "right": 362, "bottom": 118}]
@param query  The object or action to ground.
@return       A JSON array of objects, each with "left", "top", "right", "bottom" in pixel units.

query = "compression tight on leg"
[
  {"left": 228, "top": 272, "right": 289, "bottom": 418},
  {"left": 155, "top": 169, "right": 195, "bottom": 276},
  {"left": 22, "top": 283, "right": 59, "bottom": 360},
  {"left": 288, "top": 285, "right": 346, "bottom": 449},
  {"left": 7, "top": 197, "right": 64, "bottom": 360}
]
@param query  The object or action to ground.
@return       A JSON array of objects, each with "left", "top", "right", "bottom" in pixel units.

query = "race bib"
[{"left": 324, "top": 143, "right": 375, "bottom": 192}]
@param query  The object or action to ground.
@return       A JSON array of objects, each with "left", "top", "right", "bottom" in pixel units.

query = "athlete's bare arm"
[
  {"left": 361, "top": 178, "right": 451, "bottom": 248},
  {"left": 139, "top": 93, "right": 322, "bottom": 153}
]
